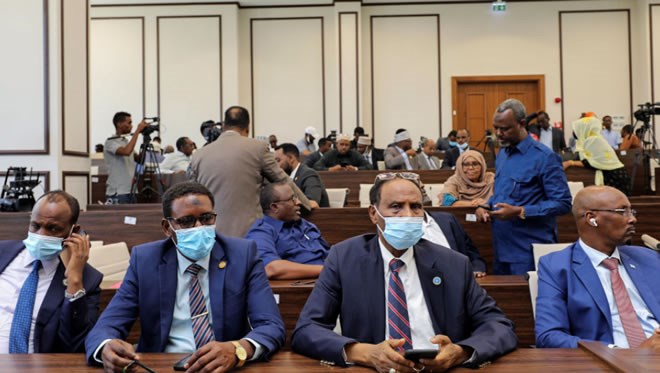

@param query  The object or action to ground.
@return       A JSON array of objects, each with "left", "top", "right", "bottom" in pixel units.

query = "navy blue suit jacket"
[
  {"left": 0, "top": 241, "right": 103, "bottom": 353},
  {"left": 291, "top": 234, "right": 517, "bottom": 367},
  {"left": 85, "top": 234, "right": 285, "bottom": 363},
  {"left": 535, "top": 242, "right": 660, "bottom": 348},
  {"left": 428, "top": 211, "right": 487, "bottom": 273}
]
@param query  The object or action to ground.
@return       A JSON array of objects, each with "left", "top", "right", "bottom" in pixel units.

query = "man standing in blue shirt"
[
  {"left": 477, "top": 99, "right": 572, "bottom": 275},
  {"left": 601, "top": 115, "right": 622, "bottom": 149},
  {"left": 245, "top": 182, "right": 329, "bottom": 280}
]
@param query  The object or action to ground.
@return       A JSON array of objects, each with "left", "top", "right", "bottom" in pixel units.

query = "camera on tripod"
[
  {"left": 142, "top": 117, "right": 160, "bottom": 138},
  {"left": 0, "top": 167, "right": 41, "bottom": 212},
  {"left": 633, "top": 103, "right": 660, "bottom": 124}
]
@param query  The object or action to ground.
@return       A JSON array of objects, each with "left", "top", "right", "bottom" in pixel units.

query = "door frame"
[{"left": 451, "top": 74, "right": 546, "bottom": 130}]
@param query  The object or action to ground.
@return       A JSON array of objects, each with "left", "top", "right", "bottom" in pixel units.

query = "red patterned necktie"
[{"left": 387, "top": 259, "right": 413, "bottom": 351}]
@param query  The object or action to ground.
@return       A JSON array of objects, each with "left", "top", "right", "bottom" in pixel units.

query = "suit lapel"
[
  {"left": 0, "top": 241, "right": 24, "bottom": 273},
  {"left": 620, "top": 248, "right": 660, "bottom": 319},
  {"left": 414, "top": 241, "right": 445, "bottom": 334},
  {"left": 158, "top": 245, "right": 178, "bottom": 350},
  {"left": 431, "top": 213, "right": 456, "bottom": 249},
  {"left": 35, "top": 261, "right": 66, "bottom": 347},
  {"left": 572, "top": 243, "right": 612, "bottom": 329},
  {"left": 208, "top": 237, "right": 227, "bottom": 341},
  {"left": 362, "top": 236, "right": 386, "bottom": 343}
]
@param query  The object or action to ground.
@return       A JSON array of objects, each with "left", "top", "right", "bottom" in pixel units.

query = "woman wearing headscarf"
[
  {"left": 563, "top": 116, "right": 631, "bottom": 196},
  {"left": 440, "top": 150, "right": 494, "bottom": 206}
]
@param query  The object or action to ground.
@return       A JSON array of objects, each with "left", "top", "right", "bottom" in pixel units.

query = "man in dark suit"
[
  {"left": 442, "top": 129, "right": 481, "bottom": 169},
  {"left": 424, "top": 211, "right": 487, "bottom": 276},
  {"left": 292, "top": 174, "right": 516, "bottom": 371},
  {"left": 85, "top": 182, "right": 285, "bottom": 372},
  {"left": 356, "top": 136, "right": 384, "bottom": 170},
  {"left": 536, "top": 186, "right": 660, "bottom": 349},
  {"left": 304, "top": 137, "right": 332, "bottom": 168},
  {"left": 528, "top": 111, "right": 567, "bottom": 154},
  {"left": 0, "top": 191, "right": 102, "bottom": 353},
  {"left": 275, "top": 143, "right": 329, "bottom": 208}
]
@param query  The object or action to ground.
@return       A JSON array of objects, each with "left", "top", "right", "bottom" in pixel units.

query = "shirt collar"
[
  {"left": 176, "top": 247, "right": 211, "bottom": 277},
  {"left": 22, "top": 247, "right": 60, "bottom": 276},
  {"left": 290, "top": 163, "right": 301, "bottom": 180},
  {"left": 378, "top": 237, "right": 415, "bottom": 271},
  {"left": 579, "top": 238, "right": 621, "bottom": 268},
  {"left": 263, "top": 215, "right": 287, "bottom": 232},
  {"left": 508, "top": 134, "right": 534, "bottom": 155}
]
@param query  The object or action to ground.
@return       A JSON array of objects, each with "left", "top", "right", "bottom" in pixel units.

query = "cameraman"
[{"left": 104, "top": 111, "right": 148, "bottom": 204}]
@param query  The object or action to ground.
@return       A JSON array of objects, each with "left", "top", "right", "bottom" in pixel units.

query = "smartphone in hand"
[
  {"left": 404, "top": 349, "right": 438, "bottom": 363},
  {"left": 173, "top": 353, "right": 193, "bottom": 371}
]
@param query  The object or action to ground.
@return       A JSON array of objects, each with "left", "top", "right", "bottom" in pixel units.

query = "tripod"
[
  {"left": 629, "top": 119, "right": 659, "bottom": 195},
  {"left": 130, "top": 133, "right": 164, "bottom": 203}
]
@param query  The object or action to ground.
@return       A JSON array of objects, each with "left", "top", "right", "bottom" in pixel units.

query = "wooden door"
[{"left": 452, "top": 75, "right": 544, "bottom": 148}]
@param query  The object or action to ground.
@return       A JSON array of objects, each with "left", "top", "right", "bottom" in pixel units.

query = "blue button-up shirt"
[
  {"left": 245, "top": 216, "right": 329, "bottom": 267},
  {"left": 487, "top": 135, "right": 572, "bottom": 265}
]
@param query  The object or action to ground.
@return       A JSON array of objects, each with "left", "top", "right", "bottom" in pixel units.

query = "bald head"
[{"left": 572, "top": 186, "right": 626, "bottom": 220}]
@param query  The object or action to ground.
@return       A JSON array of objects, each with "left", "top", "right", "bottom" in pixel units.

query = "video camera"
[
  {"left": 633, "top": 103, "right": 660, "bottom": 124},
  {"left": 0, "top": 167, "right": 41, "bottom": 212},
  {"left": 200, "top": 120, "right": 223, "bottom": 144},
  {"left": 142, "top": 117, "right": 160, "bottom": 137}
]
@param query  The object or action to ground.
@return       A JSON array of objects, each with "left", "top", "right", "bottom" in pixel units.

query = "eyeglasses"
[
  {"left": 374, "top": 172, "right": 421, "bottom": 186},
  {"left": 462, "top": 162, "right": 481, "bottom": 169},
  {"left": 588, "top": 208, "right": 637, "bottom": 217},
  {"left": 272, "top": 195, "right": 298, "bottom": 204},
  {"left": 166, "top": 212, "right": 217, "bottom": 228},
  {"left": 122, "top": 360, "right": 156, "bottom": 373}
]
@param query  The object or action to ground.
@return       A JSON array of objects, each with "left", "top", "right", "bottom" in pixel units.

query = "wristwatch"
[
  {"left": 232, "top": 341, "right": 247, "bottom": 368},
  {"left": 64, "top": 288, "right": 86, "bottom": 302}
]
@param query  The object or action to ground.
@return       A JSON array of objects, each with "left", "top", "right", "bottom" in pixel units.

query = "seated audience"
[
  {"left": 436, "top": 130, "right": 457, "bottom": 152},
  {"left": 304, "top": 137, "right": 332, "bottom": 168},
  {"left": 314, "top": 134, "right": 371, "bottom": 171},
  {"left": 351, "top": 126, "right": 365, "bottom": 150},
  {"left": 442, "top": 129, "right": 478, "bottom": 169},
  {"left": 528, "top": 111, "right": 567, "bottom": 154},
  {"left": 268, "top": 134, "right": 278, "bottom": 152},
  {"left": 297, "top": 126, "right": 319, "bottom": 156},
  {"left": 384, "top": 129, "right": 417, "bottom": 170},
  {"left": 422, "top": 211, "right": 487, "bottom": 276},
  {"left": 536, "top": 186, "right": 660, "bottom": 349},
  {"left": 85, "top": 182, "right": 284, "bottom": 371},
  {"left": 601, "top": 115, "right": 622, "bottom": 149},
  {"left": 292, "top": 173, "right": 517, "bottom": 370},
  {"left": 160, "top": 136, "right": 194, "bottom": 173},
  {"left": 563, "top": 116, "right": 631, "bottom": 196},
  {"left": 245, "top": 182, "right": 330, "bottom": 280},
  {"left": 440, "top": 150, "right": 494, "bottom": 207},
  {"left": 356, "top": 136, "right": 384, "bottom": 170},
  {"left": 413, "top": 137, "right": 441, "bottom": 170},
  {"left": 274, "top": 143, "right": 329, "bottom": 208},
  {"left": 0, "top": 191, "right": 102, "bottom": 353},
  {"left": 619, "top": 124, "right": 641, "bottom": 151}
]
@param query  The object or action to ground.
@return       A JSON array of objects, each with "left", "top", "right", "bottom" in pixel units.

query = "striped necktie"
[
  {"left": 186, "top": 264, "right": 215, "bottom": 348},
  {"left": 9, "top": 260, "right": 41, "bottom": 353},
  {"left": 387, "top": 258, "right": 412, "bottom": 351},
  {"left": 601, "top": 258, "right": 647, "bottom": 348}
]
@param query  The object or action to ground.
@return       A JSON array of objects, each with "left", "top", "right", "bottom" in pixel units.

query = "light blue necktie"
[{"left": 9, "top": 260, "right": 41, "bottom": 353}]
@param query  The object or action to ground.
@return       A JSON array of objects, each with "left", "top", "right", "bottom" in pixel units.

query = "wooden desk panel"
[
  {"left": 579, "top": 340, "right": 660, "bottom": 372},
  {"left": 0, "top": 349, "right": 613, "bottom": 372}
]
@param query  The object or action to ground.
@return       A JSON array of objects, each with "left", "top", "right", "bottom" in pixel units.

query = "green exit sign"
[{"left": 492, "top": 1, "right": 507, "bottom": 12}]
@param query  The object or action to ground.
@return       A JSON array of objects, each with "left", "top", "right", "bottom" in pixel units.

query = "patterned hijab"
[
  {"left": 441, "top": 150, "right": 494, "bottom": 201},
  {"left": 573, "top": 116, "right": 623, "bottom": 185}
]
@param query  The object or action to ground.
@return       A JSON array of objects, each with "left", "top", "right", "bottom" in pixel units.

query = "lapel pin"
[
  {"left": 432, "top": 276, "right": 442, "bottom": 286},
  {"left": 219, "top": 261, "right": 227, "bottom": 269},
  {"left": 630, "top": 264, "right": 636, "bottom": 269}
]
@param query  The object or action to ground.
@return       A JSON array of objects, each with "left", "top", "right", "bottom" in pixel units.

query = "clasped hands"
[{"left": 476, "top": 203, "right": 523, "bottom": 222}]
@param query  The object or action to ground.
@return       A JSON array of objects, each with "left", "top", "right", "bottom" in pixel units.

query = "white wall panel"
[
  {"left": 0, "top": 0, "right": 48, "bottom": 153},
  {"left": 90, "top": 17, "right": 144, "bottom": 149},
  {"left": 370, "top": 15, "right": 440, "bottom": 148},
  {"left": 63, "top": 173, "right": 89, "bottom": 208},
  {"left": 158, "top": 16, "right": 222, "bottom": 147},
  {"left": 62, "top": 0, "right": 89, "bottom": 156},
  {"left": 561, "top": 10, "right": 631, "bottom": 135},
  {"left": 251, "top": 17, "right": 325, "bottom": 140},
  {"left": 339, "top": 12, "right": 359, "bottom": 133}
]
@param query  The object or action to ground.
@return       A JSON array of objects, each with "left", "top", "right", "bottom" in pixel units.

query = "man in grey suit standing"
[
  {"left": 413, "top": 137, "right": 441, "bottom": 170},
  {"left": 189, "top": 106, "right": 313, "bottom": 237}
]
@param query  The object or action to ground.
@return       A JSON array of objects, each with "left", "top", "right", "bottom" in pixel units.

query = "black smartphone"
[
  {"left": 477, "top": 204, "right": 493, "bottom": 211},
  {"left": 173, "top": 353, "right": 193, "bottom": 371},
  {"left": 404, "top": 349, "right": 438, "bottom": 362}
]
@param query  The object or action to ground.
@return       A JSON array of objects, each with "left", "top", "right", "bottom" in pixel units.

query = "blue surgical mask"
[
  {"left": 171, "top": 224, "right": 216, "bottom": 261},
  {"left": 23, "top": 232, "right": 64, "bottom": 261},
  {"left": 448, "top": 141, "right": 458, "bottom": 148},
  {"left": 374, "top": 208, "right": 424, "bottom": 250},
  {"left": 458, "top": 142, "right": 468, "bottom": 150}
]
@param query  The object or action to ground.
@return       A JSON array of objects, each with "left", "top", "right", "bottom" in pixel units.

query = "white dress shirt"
[
  {"left": 0, "top": 249, "right": 59, "bottom": 353},
  {"left": 421, "top": 212, "right": 450, "bottom": 249},
  {"left": 539, "top": 127, "right": 553, "bottom": 151},
  {"left": 580, "top": 239, "right": 659, "bottom": 348},
  {"left": 378, "top": 239, "right": 436, "bottom": 349},
  {"left": 423, "top": 154, "right": 438, "bottom": 170},
  {"left": 395, "top": 146, "right": 414, "bottom": 170},
  {"left": 160, "top": 151, "right": 192, "bottom": 173},
  {"left": 289, "top": 163, "right": 301, "bottom": 181}
]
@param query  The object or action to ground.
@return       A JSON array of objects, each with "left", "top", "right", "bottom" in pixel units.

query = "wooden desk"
[
  {"left": 579, "top": 341, "right": 660, "bottom": 372},
  {"left": 0, "top": 349, "right": 615, "bottom": 372}
]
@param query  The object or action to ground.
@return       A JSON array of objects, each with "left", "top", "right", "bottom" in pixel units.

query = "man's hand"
[
  {"left": 345, "top": 165, "right": 358, "bottom": 171},
  {"left": 469, "top": 198, "right": 486, "bottom": 207},
  {"left": 63, "top": 231, "right": 90, "bottom": 292},
  {"left": 490, "top": 203, "right": 523, "bottom": 220},
  {"left": 419, "top": 335, "right": 471, "bottom": 372},
  {"left": 184, "top": 341, "right": 246, "bottom": 373},
  {"left": 474, "top": 271, "right": 487, "bottom": 278},
  {"left": 639, "top": 328, "right": 660, "bottom": 351},
  {"left": 405, "top": 149, "right": 417, "bottom": 157},
  {"left": 309, "top": 200, "right": 320, "bottom": 209},
  {"left": 101, "top": 339, "right": 140, "bottom": 373},
  {"left": 135, "top": 120, "right": 149, "bottom": 134},
  {"left": 475, "top": 207, "right": 490, "bottom": 223},
  {"left": 328, "top": 165, "right": 343, "bottom": 172},
  {"left": 346, "top": 339, "right": 416, "bottom": 373}
]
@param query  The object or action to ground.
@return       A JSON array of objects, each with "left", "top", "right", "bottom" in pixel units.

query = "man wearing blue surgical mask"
[
  {"left": 86, "top": 181, "right": 285, "bottom": 372},
  {"left": 442, "top": 129, "right": 482, "bottom": 169},
  {"left": 293, "top": 173, "right": 517, "bottom": 372},
  {"left": 0, "top": 191, "right": 103, "bottom": 353}
]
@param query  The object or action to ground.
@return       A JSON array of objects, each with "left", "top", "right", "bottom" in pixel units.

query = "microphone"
[{"left": 641, "top": 234, "right": 660, "bottom": 252}]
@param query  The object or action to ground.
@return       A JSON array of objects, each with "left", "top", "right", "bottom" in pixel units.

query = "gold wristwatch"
[{"left": 232, "top": 341, "right": 247, "bottom": 368}]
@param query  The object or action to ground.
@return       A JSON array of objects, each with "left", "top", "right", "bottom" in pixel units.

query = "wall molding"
[
  {"left": 338, "top": 11, "right": 359, "bottom": 134},
  {"left": 62, "top": 171, "right": 90, "bottom": 206}
]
